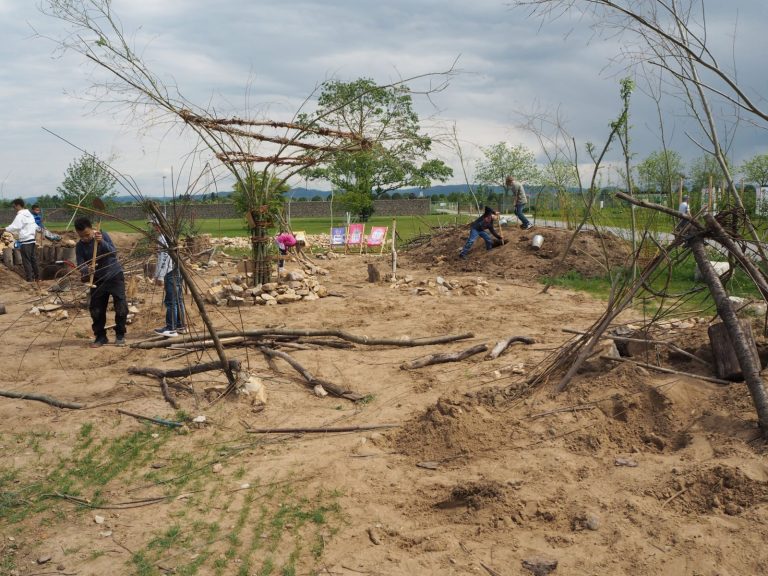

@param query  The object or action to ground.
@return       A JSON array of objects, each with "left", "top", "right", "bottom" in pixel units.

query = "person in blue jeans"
[
  {"left": 151, "top": 221, "right": 186, "bottom": 337},
  {"left": 506, "top": 175, "right": 533, "bottom": 230},
  {"left": 459, "top": 206, "right": 503, "bottom": 259}
]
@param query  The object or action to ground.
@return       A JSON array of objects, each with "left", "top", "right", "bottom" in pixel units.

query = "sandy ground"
[{"left": 1, "top": 225, "right": 767, "bottom": 576}]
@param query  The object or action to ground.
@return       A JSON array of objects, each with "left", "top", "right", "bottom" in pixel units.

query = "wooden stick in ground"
[
  {"left": 258, "top": 346, "right": 364, "bottom": 401},
  {"left": 486, "top": 336, "right": 535, "bottom": 359},
  {"left": 401, "top": 343, "right": 488, "bottom": 370},
  {"left": 116, "top": 408, "right": 182, "bottom": 428},
  {"left": 132, "top": 328, "right": 474, "bottom": 350},
  {"left": 688, "top": 235, "right": 768, "bottom": 436},
  {"left": 600, "top": 356, "right": 732, "bottom": 385},
  {"left": 245, "top": 424, "right": 399, "bottom": 434},
  {"left": 0, "top": 389, "right": 84, "bottom": 409}
]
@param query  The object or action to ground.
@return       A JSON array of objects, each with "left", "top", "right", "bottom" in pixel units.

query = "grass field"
[{"left": 96, "top": 214, "right": 472, "bottom": 241}]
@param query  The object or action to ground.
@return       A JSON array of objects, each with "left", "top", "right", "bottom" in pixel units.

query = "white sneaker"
[{"left": 160, "top": 329, "right": 178, "bottom": 338}]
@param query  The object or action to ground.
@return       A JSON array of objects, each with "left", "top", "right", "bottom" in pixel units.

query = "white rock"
[
  {"left": 287, "top": 270, "right": 305, "bottom": 282},
  {"left": 212, "top": 463, "right": 223, "bottom": 473},
  {"left": 436, "top": 276, "right": 445, "bottom": 286},
  {"left": 314, "top": 384, "right": 328, "bottom": 397},
  {"left": 192, "top": 415, "right": 207, "bottom": 424},
  {"left": 94, "top": 515, "right": 105, "bottom": 525},
  {"left": 303, "top": 292, "right": 320, "bottom": 301},
  {"left": 242, "top": 374, "right": 267, "bottom": 404}
]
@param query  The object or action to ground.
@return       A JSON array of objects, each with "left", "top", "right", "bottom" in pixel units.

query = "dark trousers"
[
  {"left": 90, "top": 273, "right": 128, "bottom": 340},
  {"left": 163, "top": 269, "right": 185, "bottom": 330},
  {"left": 515, "top": 203, "right": 531, "bottom": 227},
  {"left": 460, "top": 228, "right": 493, "bottom": 256},
  {"left": 19, "top": 242, "right": 39, "bottom": 282}
]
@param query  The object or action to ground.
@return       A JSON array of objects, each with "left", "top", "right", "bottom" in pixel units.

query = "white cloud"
[{"left": 1, "top": 0, "right": 766, "bottom": 200}]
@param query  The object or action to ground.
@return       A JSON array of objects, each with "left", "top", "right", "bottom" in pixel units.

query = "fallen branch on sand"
[
  {"left": 401, "top": 343, "right": 488, "bottom": 370},
  {"left": 486, "top": 336, "right": 535, "bottom": 359},
  {"left": 0, "top": 389, "right": 84, "bottom": 409},
  {"left": 258, "top": 347, "right": 364, "bottom": 401},
  {"left": 131, "top": 328, "right": 474, "bottom": 350},
  {"left": 245, "top": 424, "right": 399, "bottom": 434}
]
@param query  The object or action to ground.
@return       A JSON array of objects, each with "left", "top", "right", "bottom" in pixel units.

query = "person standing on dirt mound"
[
  {"left": 506, "top": 175, "right": 533, "bottom": 230},
  {"left": 459, "top": 206, "right": 503, "bottom": 259},
  {"left": 151, "top": 219, "right": 186, "bottom": 338},
  {"left": 74, "top": 216, "right": 128, "bottom": 348},
  {"left": 2, "top": 199, "right": 41, "bottom": 290}
]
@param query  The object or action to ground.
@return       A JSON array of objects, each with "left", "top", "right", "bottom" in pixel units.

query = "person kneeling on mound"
[{"left": 459, "top": 206, "right": 502, "bottom": 260}]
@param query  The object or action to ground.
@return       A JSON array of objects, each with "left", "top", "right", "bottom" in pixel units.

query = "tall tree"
[
  {"left": 56, "top": 152, "right": 116, "bottom": 228},
  {"left": 690, "top": 154, "right": 727, "bottom": 193},
  {"left": 301, "top": 78, "right": 452, "bottom": 220},
  {"left": 740, "top": 154, "right": 768, "bottom": 187},
  {"left": 634, "top": 150, "right": 684, "bottom": 195},
  {"left": 231, "top": 172, "right": 290, "bottom": 218},
  {"left": 474, "top": 142, "right": 540, "bottom": 211}
]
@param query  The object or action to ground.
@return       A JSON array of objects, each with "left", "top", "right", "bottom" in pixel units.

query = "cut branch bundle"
[{"left": 531, "top": 193, "right": 768, "bottom": 438}]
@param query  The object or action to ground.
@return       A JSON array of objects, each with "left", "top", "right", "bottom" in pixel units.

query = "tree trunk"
[
  {"left": 689, "top": 236, "right": 768, "bottom": 435},
  {"left": 251, "top": 215, "right": 272, "bottom": 286},
  {"left": 708, "top": 321, "right": 760, "bottom": 381}
]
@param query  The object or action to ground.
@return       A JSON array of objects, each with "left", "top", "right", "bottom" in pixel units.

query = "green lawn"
[{"left": 96, "top": 214, "right": 471, "bottom": 242}]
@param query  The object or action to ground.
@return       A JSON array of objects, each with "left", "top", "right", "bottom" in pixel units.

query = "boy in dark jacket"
[
  {"left": 459, "top": 206, "right": 502, "bottom": 259},
  {"left": 75, "top": 216, "right": 128, "bottom": 347}
]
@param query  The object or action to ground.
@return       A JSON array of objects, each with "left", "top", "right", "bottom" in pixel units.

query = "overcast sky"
[{"left": 1, "top": 0, "right": 766, "bottom": 199}]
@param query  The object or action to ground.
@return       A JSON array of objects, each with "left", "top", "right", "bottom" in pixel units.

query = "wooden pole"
[
  {"left": 678, "top": 177, "right": 684, "bottom": 207},
  {"left": 391, "top": 218, "right": 397, "bottom": 280},
  {"left": 708, "top": 175, "right": 713, "bottom": 212},
  {"left": 688, "top": 235, "right": 768, "bottom": 436}
]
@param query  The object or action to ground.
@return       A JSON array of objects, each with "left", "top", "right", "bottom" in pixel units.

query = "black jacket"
[{"left": 470, "top": 207, "right": 502, "bottom": 239}]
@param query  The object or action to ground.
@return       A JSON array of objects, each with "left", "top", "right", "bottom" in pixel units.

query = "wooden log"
[
  {"left": 0, "top": 389, "right": 84, "bottom": 409},
  {"left": 401, "top": 343, "right": 488, "bottom": 370},
  {"left": 486, "top": 336, "right": 535, "bottom": 359},
  {"left": 160, "top": 377, "right": 179, "bottom": 409},
  {"left": 367, "top": 263, "right": 381, "bottom": 283},
  {"left": 128, "top": 359, "right": 242, "bottom": 380},
  {"left": 708, "top": 321, "right": 760, "bottom": 381}
]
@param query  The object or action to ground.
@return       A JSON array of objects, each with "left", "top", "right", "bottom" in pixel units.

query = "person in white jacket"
[{"left": 2, "top": 199, "right": 41, "bottom": 289}]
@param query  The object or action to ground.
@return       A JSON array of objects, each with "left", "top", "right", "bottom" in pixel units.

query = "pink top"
[{"left": 275, "top": 232, "right": 297, "bottom": 249}]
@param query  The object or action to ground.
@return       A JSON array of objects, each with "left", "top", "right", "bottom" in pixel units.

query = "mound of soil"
[
  {"left": 654, "top": 464, "right": 768, "bottom": 514},
  {"left": 402, "top": 225, "right": 630, "bottom": 280}
]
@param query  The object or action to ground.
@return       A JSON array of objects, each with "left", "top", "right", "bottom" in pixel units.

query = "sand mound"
[
  {"left": 654, "top": 464, "right": 768, "bottom": 514},
  {"left": 401, "top": 225, "right": 631, "bottom": 280}
]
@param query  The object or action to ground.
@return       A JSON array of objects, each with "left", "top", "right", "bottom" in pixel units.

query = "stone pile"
[
  {"left": 205, "top": 269, "right": 330, "bottom": 306},
  {"left": 388, "top": 274, "right": 495, "bottom": 297}
]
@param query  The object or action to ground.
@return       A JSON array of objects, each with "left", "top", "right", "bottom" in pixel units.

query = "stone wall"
[{"left": 0, "top": 198, "right": 430, "bottom": 225}]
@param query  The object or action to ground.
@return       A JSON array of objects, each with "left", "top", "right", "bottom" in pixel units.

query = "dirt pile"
[
  {"left": 653, "top": 464, "right": 768, "bottom": 514},
  {"left": 402, "top": 225, "right": 631, "bottom": 280}
]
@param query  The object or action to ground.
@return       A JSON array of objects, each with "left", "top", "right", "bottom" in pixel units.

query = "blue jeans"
[
  {"left": 163, "top": 269, "right": 185, "bottom": 330},
  {"left": 460, "top": 227, "right": 493, "bottom": 256},
  {"left": 515, "top": 203, "right": 531, "bottom": 227}
]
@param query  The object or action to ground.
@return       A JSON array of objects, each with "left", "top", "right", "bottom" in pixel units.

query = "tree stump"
[
  {"left": 367, "top": 263, "right": 382, "bottom": 283},
  {"left": 708, "top": 320, "right": 761, "bottom": 381}
]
